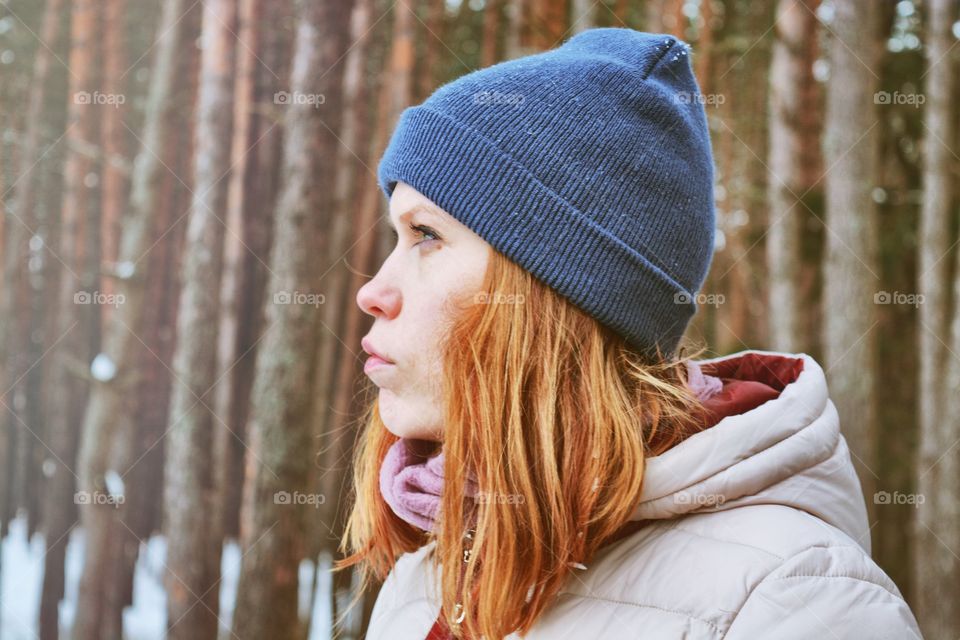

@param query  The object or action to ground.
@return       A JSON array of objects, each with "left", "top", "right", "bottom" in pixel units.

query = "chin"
[
  {"left": 382, "top": 419, "right": 442, "bottom": 442},
  {"left": 378, "top": 391, "right": 443, "bottom": 442}
]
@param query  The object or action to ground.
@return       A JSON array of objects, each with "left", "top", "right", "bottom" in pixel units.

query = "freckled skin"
[{"left": 356, "top": 182, "right": 491, "bottom": 442}]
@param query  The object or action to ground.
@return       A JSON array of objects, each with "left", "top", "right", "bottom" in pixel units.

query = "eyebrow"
[{"left": 386, "top": 203, "right": 442, "bottom": 231}]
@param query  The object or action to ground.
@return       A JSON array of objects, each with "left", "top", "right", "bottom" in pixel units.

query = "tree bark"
[
  {"left": 162, "top": 0, "right": 237, "bottom": 637},
  {"left": 98, "top": 0, "right": 129, "bottom": 329},
  {"left": 821, "top": 0, "right": 881, "bottom": 525},
  {"left": 2, "top": 0, "right": 65, "bottom": 540},
  {"left": 766, "top": 0, "right": 820, "bottom": 352},
  {"left": 571, "top": 0, "right": 594, "bottom": 33},
  {"left": 646, "top": 0, "right": 685, "bottom": 37},
  {"left": 914, "top": 0, "right": 960, "bottom": 635},
  {"left": 47, "top": 1, "right": 101, "bottom": 638},
  {"left": 214, "top": 0, "right": 293, "bottom": 544},
  {"left": 8, "top": 0, "right": 68, "bottom": 637},
  {"left": 530, "top": 0, "right": 566, "bottom": 51},
  {"left": 699, "top": 0, "right": 775, "bottom": 353},
  {"left": 504, "top": 0, "right": 529, "bottom": 59},
  {"left": 71, "top": 1, "right": 195, "bottom": 637},
  {"left": 309, "top": 1, "right": 375, "bottom": 634},
  {"left": 481, "top": 0, "right": 502, "bottom": 66},
  {"left": 231, "top": 1, "right": 351, "bottom": 638}
]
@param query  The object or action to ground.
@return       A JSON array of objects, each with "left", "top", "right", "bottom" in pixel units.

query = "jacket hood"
[{"left": 629, "top": 350, "right": 871, "bottom": 553}]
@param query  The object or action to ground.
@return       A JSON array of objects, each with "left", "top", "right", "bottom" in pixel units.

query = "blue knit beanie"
[{"left": 377, "top": 27, "right": 716, "bottom": 361}]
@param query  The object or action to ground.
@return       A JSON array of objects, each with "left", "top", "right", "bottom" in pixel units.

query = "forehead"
[{"left": 387, "top": 185, "right": 445, "bottom": 227}]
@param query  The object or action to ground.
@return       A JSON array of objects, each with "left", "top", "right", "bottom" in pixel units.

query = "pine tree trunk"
[
  {"left": 48, "top": 1, "right": 100, "bottom": 637},
  {"left": 645, "top": 0, "right": 685, "bottom": 37},
  {"left": 98, "top": 0, "right": 129, "bottom": 329},
  {"left": 71, "top": 1, "right": 195, "bottom": 637},
  {"left": 504, "top": 0, "right": 528, "bottom": 59},
  {"left": 311, "top": 5, "right": 377, "bottom": 636},
  {"left": 124, "top": 0, "right": 202, "bottom": 556},
  {"left": 481, "top": 0, "right": 502, "bottom": 66},
  {"left": 2, "top": 0, "right": 64, "bottom": 535},
  {"left": 162, "top": 0, "right": 237, "bottom": 637},
  {"left": 695, "top": 0, "right": 716, "bottom": 89},
  {"left": 530, "top": 0, "right": 567, "bottom": 51},
  {"left": 766, "top": 0, "right": 820, "bottom": 352},
  {"left": 702, "top": 0, "right": 775, "bottom": 352},
  {"left": 821, "top": 0, "right": 881, "bottom": 525},
  {"left": 914, "top": 0, "right": 960, "bottom": 635},
  {"left": 571, "top": 0, "right": 594, "bottom": 33},
  {"left": 416, "top": 0, "right": 446, "bottom": 99},
  {"left": 231, "top": 1, "right": 351, "bottom": 637},
  {"left": 10, "top": 0, "right": 67, "bottom": 636},
  {"left": 214, "top": 0, "right": 293, "bottom": 543}
]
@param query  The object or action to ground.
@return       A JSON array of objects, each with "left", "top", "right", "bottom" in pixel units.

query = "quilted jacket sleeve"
[{"left": 723, "top": 545, "right": 923, "bottom": 639}]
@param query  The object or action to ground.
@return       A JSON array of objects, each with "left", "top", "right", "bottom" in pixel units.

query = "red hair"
[{"left": 337, "top": 248, "right": 708, "bottom": 638}]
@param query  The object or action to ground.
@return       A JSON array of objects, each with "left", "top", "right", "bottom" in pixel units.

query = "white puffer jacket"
[{"left": 366, "top": 351, "right": 923, "bottom": 639}]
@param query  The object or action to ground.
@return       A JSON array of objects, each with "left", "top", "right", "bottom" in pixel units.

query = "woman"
[{"left": 338, "top": 28, "right": 921, "bottom": 639}]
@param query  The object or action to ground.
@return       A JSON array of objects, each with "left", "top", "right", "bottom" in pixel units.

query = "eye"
[{"left": 409, "top": 222, "right": 440, "bottom": 245}]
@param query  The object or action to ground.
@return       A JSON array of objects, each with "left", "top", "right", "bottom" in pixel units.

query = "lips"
[
  {"left": 361, "top": 336, "right": 396, "bottom": 376},
  {"left": 361, "top": 336, "right": 395, "bottom": 364}
]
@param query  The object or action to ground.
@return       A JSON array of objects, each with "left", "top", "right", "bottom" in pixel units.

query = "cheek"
[{"left": 403, "top": 284, "right": 456, "bottom": 364}]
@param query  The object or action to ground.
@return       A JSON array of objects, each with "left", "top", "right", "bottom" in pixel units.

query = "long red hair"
[{"left": 337, "top": 248, "right": 708, "bottom": 638}]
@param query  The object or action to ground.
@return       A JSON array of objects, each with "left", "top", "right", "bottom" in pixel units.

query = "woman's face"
[{"left": 357, "top": 182, "right": 491, "bottom": 441}]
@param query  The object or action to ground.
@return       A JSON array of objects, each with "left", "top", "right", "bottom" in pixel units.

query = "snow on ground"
[
  {"left": 1, "top": 515, "right": 44, "bottom": 639},
  {"left": 1, "top": 514, "right": 332, "bottom": 639}
]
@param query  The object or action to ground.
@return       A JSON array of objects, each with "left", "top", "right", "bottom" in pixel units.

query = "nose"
[{"left": 356, "top": 271, "right": 401, "bottom": 320}]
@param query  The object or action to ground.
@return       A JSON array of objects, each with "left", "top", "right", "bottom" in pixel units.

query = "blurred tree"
[
  {"left": 695, "top": 0, "right": 717, "bottom": 86},
  {"left": 4, "top": 0, "right": 69, "bottom": 637},
  {"left": 416, "top": 0, "right": 447, "bottom": 99},
  {"left": 231, "top": 0, "right": 352, "bottom": 637},
  {"left": 504, "top": 0, "right": 528, "bottom": 58},
  {"left": 2, "top": 0, "right": 64, "bottom": 547},
  {"left": 98, "top": 0, "right": 128, "bottom": 329},
  {"left": 571, "top": 0, "right": 595, "bottom": 33},
  {"left": 530, "top": 0, "right": 567, "bottom": 50},
  {"left": 162, "top": 0, "right": 238, "bottom": 637},
  {"left": 915, "top": 0, "right": 960, "bottom": 636},
  {"left": 214, "top": 0, "right": 293, "bottom": 546},
  {"left": 71, "top": 0, "right": 197, "bottom": 637},
  {"left": 646, "top": 0, "right": 685, "bottom": 37},
  {"left": 482, "top": 0, "right": 503, "bottom": 65},
  {"left": 49, "top": 2, "right": 101, "bottom": 636},
  {"left": 310, "top": 0, "right": 376, "bottom": 634},
  {"left": 822, "top": 0, "right": 883, "bottom": 521},
  {"left": 766, "top": 0, "right": 821, "bottom": 353},
  {"left": 699, "top": 0, "right": 775, "bottom": 352}
]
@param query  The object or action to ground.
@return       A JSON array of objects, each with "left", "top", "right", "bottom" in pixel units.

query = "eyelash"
[{"left": 392, "top": 222, "right": 440, "bottom": 246}]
